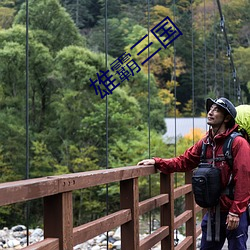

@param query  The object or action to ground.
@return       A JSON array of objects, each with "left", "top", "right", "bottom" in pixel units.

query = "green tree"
[
  {"left": 0, "top": 0, "right": 16, "bottom": 26},
  {"left": 234, "top": 46, "right": 250, "bottom": 102},
  {"left": 0, "top": 7, "right": 15, "bottom": 29},
  {"left": 123, "top": 23, "right": 180, "bottom": 120},
  {"left": 0, "top": 24, "right": 56, "bottom": 134},
  {"left": 87, "top": 17, "right": 135, "bottom": 59},
  {"left": 30, "top": 141, "right": 57, "bottom": 177},
  {"left": 0, "top": 25, "right": 56, "bottom": 132},
  {"left": 0, "top": 112, "right": 26, "bottom": 180},
  {"left": 62, "top": 0, "right": 103, "bottom": 29},
  {"left": 14, "top": 0, "right": 84, "bottom": 52},
  {"left": 222, "top": 0, "right": 250, "bottom": 47},
  {"left": 0, "top": 38, "right": 27, "bottom": 180}
]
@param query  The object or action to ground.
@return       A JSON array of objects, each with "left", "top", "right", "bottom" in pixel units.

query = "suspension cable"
[
  {"left": 218, "top": 31, "right": 225, "bottom": 96},
  {"left": 228, "top": 64, "right": 231, "bottom": 100},
  {"left": 172, "top": 0, "right": 179, "bottom": 245},
  {"left": 25, "top": 0, "right": 30, "bottom": 245},
  {"left": 204, "top": 0, "right": 207, "bottom": 97},
  {"left": 173, "top": 0, "right": 177, "bottom": 169},
  {"left": 104, "top": 0, "right": 109, "bottom": 248},
  {"left": 147, "top": 0, "right": 152, "bottom": 234},
  {"left": 191, "top": 0, "right": 195, "bottom": 144},
  {"left": 216, "top": 0, "right": 242, "bottom": 103},
  {"left": 213, "top": 0, "right": 217, "bottom": 94}
]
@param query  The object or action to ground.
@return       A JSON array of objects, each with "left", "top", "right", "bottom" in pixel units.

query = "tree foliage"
[
  {"left": 14, "top": 0, "right": 84, "bottom": 52},
  {"left": 0, "top": 0, "right": 249, "bottom": 228}
]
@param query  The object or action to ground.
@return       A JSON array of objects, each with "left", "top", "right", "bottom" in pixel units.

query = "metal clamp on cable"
[{"left": 220, "top": 15, "right": 225, "bottom": 32}]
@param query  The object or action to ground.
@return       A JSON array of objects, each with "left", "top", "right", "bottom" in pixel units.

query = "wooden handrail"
[
  {"left": 73, "top": 209, "right": 132, "bottom": 245},
  {"left": 23, "top": 238, "right": 59, "bottom": 250},
  {"left": 0, "top": 165, "right": 155, "bottom": 206},
  {"left": 0, "top": 165, "right": 203, "bottom": 250}
]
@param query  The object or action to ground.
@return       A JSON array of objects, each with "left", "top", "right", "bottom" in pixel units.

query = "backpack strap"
[
  {"left": 223, "top": 131, "right": 242, "bottom": 169},
  {"left": 223, "top": 132, "right": 242, "bottom": 200},
  {"left": 200, "top": 141, "right": 221, "bottom": 242},
  {"left": 201, "top": 131, "right": 242, "bottom": 166},
  {"left": 200, "top": 142, "right": 208, "bottom": 163},
  {"left": 201, "top": 141, "right": 226, "bottom": 163}
]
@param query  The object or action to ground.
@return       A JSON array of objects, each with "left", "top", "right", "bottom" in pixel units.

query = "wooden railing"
[{"left": 0, "top": 165, "right": 203, "bottom": 250}]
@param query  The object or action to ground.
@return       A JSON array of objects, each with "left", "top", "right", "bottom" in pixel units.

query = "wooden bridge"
[{"left": 0, "top": 165, "right": 204, "bottom": 250}]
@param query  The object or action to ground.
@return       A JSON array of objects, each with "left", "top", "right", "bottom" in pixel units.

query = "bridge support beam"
[
  {"left": 161, "top": 173, "right": 174, "bottom": 250},
  {"left": 120, "top": 178, "right": 139, "bottom": 250},
  {"left": 44, "top": 192, "right": 73, "bottom": 250},
  {"left": 185, "top": 171, "right": 197, "bottom": 250}
]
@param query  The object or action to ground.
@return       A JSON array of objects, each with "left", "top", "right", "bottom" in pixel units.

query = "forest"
[{"left": 0, "top": 0, "right": 249, "bottom": 227}]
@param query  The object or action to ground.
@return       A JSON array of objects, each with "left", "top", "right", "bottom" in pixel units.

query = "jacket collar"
[{"left": 206, "top": 124, "right": 239, "bottom": 143}]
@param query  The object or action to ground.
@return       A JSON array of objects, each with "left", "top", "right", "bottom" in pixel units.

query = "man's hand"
[
  {"left": 226, "top": 213, "right": 240, "bottom": 230},
  {"left": 137, "top": 159, "right": 155, "bottom": 166}
]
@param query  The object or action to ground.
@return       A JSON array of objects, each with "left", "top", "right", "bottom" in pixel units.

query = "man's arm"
[{"left": 230, "top": 136, "right": 250, "bottom": 215}]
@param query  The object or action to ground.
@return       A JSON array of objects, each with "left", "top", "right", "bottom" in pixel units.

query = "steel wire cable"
[
  {"left": 191, "top": 0, "right": 195, "bottom": 144},
  {"left": 216, "top": 0, "right": 242, "bottom": 104},
  {"left": 172, "top": 0, "right": 179, "bottom": 245},
  {"left": 204, "top": 0, "right": 207, "bottom": 97},
  {"left": 104, "top": 0, "right": 109, "bottom": 248},
  {"left": 25, "top": 0, "right": 30, "bottom": 245},
  {"left": 147, "top": 0, "right": 152, "bottom": 234}
]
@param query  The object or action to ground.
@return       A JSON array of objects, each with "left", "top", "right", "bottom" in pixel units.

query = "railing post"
[
  {"left": 185, "top": 171, "right": 196, "bottom": 250},
  {"left": 44, "top": 192, "right": 73, "bottom": 250},
  {"left": 120, "top": 178, "right": 139, "bottom": 250},
  {"left": 160, "top": 173, "right": 174, "bottom": 250}
]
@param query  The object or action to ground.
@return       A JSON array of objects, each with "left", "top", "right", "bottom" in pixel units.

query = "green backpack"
[{"left": 235, "top": 105, "right": 250, "bottom": 142}]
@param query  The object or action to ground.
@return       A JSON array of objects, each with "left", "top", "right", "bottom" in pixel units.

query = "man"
[{"left": 138, "top": 97, "right": 250, "bottom": 250}]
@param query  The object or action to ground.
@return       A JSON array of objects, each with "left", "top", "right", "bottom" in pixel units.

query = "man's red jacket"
[{"left": 154, "top": 124, "right": 250, "bottom": 216}]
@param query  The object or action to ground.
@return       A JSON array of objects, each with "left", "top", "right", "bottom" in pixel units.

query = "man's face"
[{"left": 207, "top": 104, "right": 226, "bottom": 127}]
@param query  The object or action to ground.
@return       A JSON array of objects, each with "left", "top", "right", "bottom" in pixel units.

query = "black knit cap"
[{"left": 206, "top": 97, "right": 237, "bottom": 120}]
